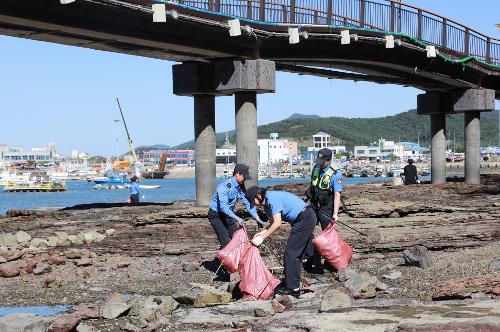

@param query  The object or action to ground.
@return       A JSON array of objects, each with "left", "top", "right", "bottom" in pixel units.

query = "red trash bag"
[
  {"left": 313, "top": 222, "right": 353, "bottom": 270},
  {"left": 239, "top": 246, "right": 281, "bottom": 301},
  {"left": 217, "top": 227, "right": 251, "bottom": 273}
]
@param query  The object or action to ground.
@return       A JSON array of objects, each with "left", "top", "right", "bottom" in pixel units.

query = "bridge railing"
[{"left": 170, "top": 0, "right": 500, "bottom": 66}]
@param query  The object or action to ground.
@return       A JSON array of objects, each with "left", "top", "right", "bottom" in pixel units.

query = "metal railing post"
[
  {"left": 290, "top": 0, "right": 296, "bottom": 24},
  {"left": 442, "top": 19, "right": 447, "bottom": 48},
  {"left": 464, "top": 28, "right": 470, "bottom": 55},
  {"left": 247, "top": 0, "right": 253, "bottom": 20},
  {"left": 417, "top": 9, "right": 422, "bottom": 40},
  {"left": 259, "top": 0, "right": 265, "bottom": 21},
  {"left": 360, "top": 0, "right": 366, "bottom": 28},
  {"left": 314, "top": 11, "right": 318, "bottom": 24},
  {"left": 326, "top": 0, "right": 333, "bottom": 25},
  {"left": 282, "top": 5, "right": 288, "bottom": 23},
  {"left": 390, "top": 1, "right": 395, "bottom": 31},
  {"left": 486, "top": 37, "right": 491, "bottom": 62}
]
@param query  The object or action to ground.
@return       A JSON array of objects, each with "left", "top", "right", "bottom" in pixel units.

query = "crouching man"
[{"left": 246, "top": 186, "right": 316, "bottom": 297}]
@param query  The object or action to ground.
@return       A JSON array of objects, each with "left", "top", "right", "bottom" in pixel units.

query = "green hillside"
[{"left": 176, "top": 110, "right": 499, "bottom": 152}]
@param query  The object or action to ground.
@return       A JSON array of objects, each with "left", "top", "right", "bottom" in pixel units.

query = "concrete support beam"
[
  {"left": 464, "top": 112, "right": 481, "bottom": 184},
  {"left": 215, "top": 59, "right": 276, "bottom": 94},
  {"left": 194, "top": 95, "right": 216, "bottom": 206},
  {"left": 431, "top": 113, "right": 446, "bottom": 184},
  {"left": 417, "top": 88, "right": 495, "bottom": 115},
  {"left": 235, "top": 92, "right": 258, "bottom": 187}
]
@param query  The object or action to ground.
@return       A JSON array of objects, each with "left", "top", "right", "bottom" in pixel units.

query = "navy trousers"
[
  {"left": 284, "top": 207, "right": 316, "bottom": 289},
  {"left": 208, "top": 209, "right": 239, "bottom": 249}
]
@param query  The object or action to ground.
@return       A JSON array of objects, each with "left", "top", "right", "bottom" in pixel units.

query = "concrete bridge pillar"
[
  {"left": 464, "top": 112, "right": 481, "bottom": 184},
  {"left": 173, "top": 63, "right": 218, "bottom": 206},
  {"left": 418, "top": 89, "right": 495, "bottom": 185},
  {"left": 235, "top": 92, "right": 258, "bottom": 187},
  {"left": 215, "top": 59, "right": 276, "bottom": 187},
  {"left": 194, "top": 95, "right": 216, "bottom": 205},
  {"left": 430, "top": 113, "right": 446, "bottom": 184}
]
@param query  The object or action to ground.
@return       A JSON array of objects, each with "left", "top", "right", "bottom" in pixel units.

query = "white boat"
[{"left": 0, "top": 170, "right": 33, "bottom": 186}]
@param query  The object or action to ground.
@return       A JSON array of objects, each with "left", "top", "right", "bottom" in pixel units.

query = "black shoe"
[
  {"left": 303, "top": 258, "right": 324, "bottom": 275},
  {"left": 276, "top": 285, "right": 300, "bottom": 298}
]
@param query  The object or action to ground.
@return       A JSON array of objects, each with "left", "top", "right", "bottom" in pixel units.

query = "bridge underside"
[{"left": 0, "top": 0, "right": 499, "bottom": 96}]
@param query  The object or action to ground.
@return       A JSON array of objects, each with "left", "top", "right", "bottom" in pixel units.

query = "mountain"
[
  {"left": 174, "top": 109, "right": 499, "bottom": 151},
  {"left": 285, "top": 113, "right": 321, "bottom": 121}
]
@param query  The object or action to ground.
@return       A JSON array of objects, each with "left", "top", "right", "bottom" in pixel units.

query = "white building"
[
  {"left": 0, "top": 142, "right": 57, "bottom": 163},
  {"left": 354, "top": 139, "right": 404, "bottom": 159},
  {"left": 258, "top": 133, "right": 296, "bottom": 164},
  {"left": 313, "top": 131, "right": 330, "bottom": 149},
  {"left": 304, "top": 131, "right": 346, "bottom": 160}
]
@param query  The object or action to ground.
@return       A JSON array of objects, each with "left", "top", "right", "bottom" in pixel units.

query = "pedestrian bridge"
[
  {"left": 1, "top": 0, "right": 498, "bottom": 203},
  {"left": 1, "top": 0, "right": 499, "bottom": 92}
]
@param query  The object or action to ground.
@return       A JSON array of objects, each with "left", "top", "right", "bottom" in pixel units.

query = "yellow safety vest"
[{"left": 311, "top": 165, "right": 335, "bottom": 190}]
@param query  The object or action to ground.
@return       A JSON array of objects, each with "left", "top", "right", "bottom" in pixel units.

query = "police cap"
[
  {"left": 233, "top": 163, "right": 252, "bottom": 180},
  {"left": 314, "top": 148, "right": 333, "bottom": 164}
]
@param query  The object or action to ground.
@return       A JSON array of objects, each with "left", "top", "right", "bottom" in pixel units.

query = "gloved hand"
[
  {"left": 141, "top": 195, "right": 145, "bottom": 200},
  {"left": 255, "top": 218, "right": 267, "bottom": 228},
  {"left": 252, "top": 234, "right": 264, "bottom": 247},
  {"left": 332, "top": 214, "right": 338, "bottom": 224},
  {"left": 234, "top": 216, "right": 246, "bottom": 228}
]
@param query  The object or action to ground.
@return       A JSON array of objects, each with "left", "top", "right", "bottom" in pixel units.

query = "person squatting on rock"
[
  {"left": 304, "top": 148, "right": 343, "bottom": 272},
  {"left": 246, "top": 186, "right": 316, "bottom": 298},
  {"left": 208, "top": 164, "right": 266, "bottom": 249}
]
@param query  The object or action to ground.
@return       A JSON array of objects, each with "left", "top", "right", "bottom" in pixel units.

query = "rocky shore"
[{"left": 0, "top": 177, "right": 499, "bottom": 331}]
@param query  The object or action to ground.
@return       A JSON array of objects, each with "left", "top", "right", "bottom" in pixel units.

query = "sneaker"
[{"left": 276, "top": 285, "right": 300, "bottom": 298}]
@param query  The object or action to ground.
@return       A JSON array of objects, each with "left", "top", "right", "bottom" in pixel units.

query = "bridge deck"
[{"left": 0, "top": 0, "right": 499, "bottom": 94}]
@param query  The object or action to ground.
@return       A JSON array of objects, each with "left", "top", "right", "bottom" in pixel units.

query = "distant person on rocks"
[
  {"left": 208, "top": 164, "right": 266, "bottom": 249},
  {"left": 129, "top": 176, "right": 141, "bottom": 204},
  {"left": 303, "top": 148, "right": 343, "bottom": 273},
  {"left": 246, "top": 186, "right": 316, "bottom": 298},
  {"left": 403, "top": 159, "right": 419, "bottom": 185}
]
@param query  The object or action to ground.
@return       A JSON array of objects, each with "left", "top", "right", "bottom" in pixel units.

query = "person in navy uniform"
[
  {"left": 208, "top": 164, "right": 265, "bottom": 249},
  {"left": 129, "top": 175, "right": 141, "bottom": 204},
  {"left": 304, "top": 148, "right": 343, "bottom": 272},
  {"left": 246, "top": 186, "right": 316, "bottom": 298}
]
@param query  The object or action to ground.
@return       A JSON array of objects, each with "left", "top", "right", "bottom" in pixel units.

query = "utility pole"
[{"left": 114, "top": 119, "right": 120, "bottom": 161}]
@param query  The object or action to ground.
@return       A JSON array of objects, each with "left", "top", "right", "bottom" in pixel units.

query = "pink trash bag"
[
  {"left": 239, "top": 246, "right": 281, "bottom": 301},
  {"left": 313, "top": 222, "right": 353, "bottom": 270},
  {"left": 217, "top": 227, "right": 251, "bottom": 273}
]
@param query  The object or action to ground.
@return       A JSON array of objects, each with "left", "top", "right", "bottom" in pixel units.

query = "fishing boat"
[
  {"left": 4, "top": 180, "right": 67, "bottom": 192},
  {"left": 0, "top": 170, "right": 33, "bottom": 186},
  {"left": 93, "top": 174, "right": 128, "bottom": 185}
]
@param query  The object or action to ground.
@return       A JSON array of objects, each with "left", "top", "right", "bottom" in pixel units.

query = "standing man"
[
  {"left": 246, "top": 186, "right": 316, "bottom": 297},
  {"left": 403, "top": 159, "right": 419, "bottom": 184},
  {"left": 129, "top": 175, "right": 141, "bottom": 204},
  {"left": 304, "top": 148, "right": 343, "bottom": 272},
  {"left": 208, "top": 164, "right": 265, "bottom": 249}
]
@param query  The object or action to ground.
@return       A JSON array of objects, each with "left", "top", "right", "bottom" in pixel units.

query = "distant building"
[
  {"left": 396, "top": 142, "right": 431, "bottom": 159},
  {"left": 354, "top": 139, "right": 404, "bottom": 159},
  {"left": 216, "top": 147, "right": 236, "bottom": 164},
  {"left": 0, "top": 142, "right": 57, "bottom": 163},
  {"left": 138, "top": 149, "right": 193, "bottom": 167},
  {"left": 258, "top": 133, "right": 298, "bottom": 164},
  {"left": 303, "top": 131, "right": 346, "bottom": 161}
]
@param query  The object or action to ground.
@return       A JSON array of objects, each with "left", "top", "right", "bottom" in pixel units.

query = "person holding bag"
[{"left": 246, "top": 186, "right": 316, "bottom": 297}]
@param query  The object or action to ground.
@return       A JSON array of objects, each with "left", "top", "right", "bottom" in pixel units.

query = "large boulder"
[
  {"left": 193, "top": 292, "right": 231, "bottom": 308},
  {"left": 403, "top": 245, "right": 432, "bottom": 268},
  {"left": 101, "top": 293, "right": 131, "bottom": 319},
  {"left": 0, "top": 313, "right": 52, "bottom": 332},
  {"left": 319, "top": 289, "right": 351, "bottom": 312},
  {"left": 54, "top": 232, "right": 69, "bottom": 246},
  {"left": 344, "top": 271, "right": 378, "bottom": 295},
  {"left": 129, "top": 296, "right": 179, "bottom": 325},
  {"left": 30, "top": 238, "right": 49, "bottom": 249},
  {"left": 0, "top": 262, "right": 20, "bottom": 278},
  {"left": 0, "top": 233, "right": 18, "bottom": 248},
  {"left": 15, "top": 231, "right": 32, "bottom": 244}
]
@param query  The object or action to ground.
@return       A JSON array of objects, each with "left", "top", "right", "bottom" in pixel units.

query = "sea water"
[{"left": 0, "top": 177, "right": 412, "bottom": 216}]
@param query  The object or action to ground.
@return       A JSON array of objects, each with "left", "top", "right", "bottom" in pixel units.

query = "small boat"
[
  {"left": 93, "top": 174, "right": 128, "bottom": 185},
  {"left": 4, "top": 180, "right": 67, "bottom": 192},
  {"left": 93, "top": 183, "right": 160, "bottom": 190}
]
